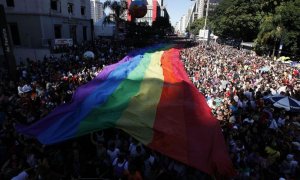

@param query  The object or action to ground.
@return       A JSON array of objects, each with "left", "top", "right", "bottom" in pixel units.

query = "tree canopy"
[
  {"left": 103, "top": 0, "right": 128, "bottom": 38},
  {"left": 210, "top": 0, "right": 300, "bottom": 56},
  {"left": 210, "top": 0, "right": 261, "bottom": 41},
  {"left": 152, "top": 16, "right": 172, "bottom": 36},
  {"left": 189, "top": 18, "right": 208, "bottom": 35}
]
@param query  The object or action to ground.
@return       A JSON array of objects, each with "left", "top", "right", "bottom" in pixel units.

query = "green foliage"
[
  {"left": 210, "top": 0, "right": 300, "bottom": 55},
  {"left": 103, "top": 0, "right": 128, "bottom": 20},
  {"left": 211, "top": 0, "right": 261, "bottom": 41},
  {"left": 255, "top": 14, "right": 282, "bottom": 55},
  {"left": 152, "top": 17, "right": 172, "bottom": 36},
  {"left": 189, "top": 18, "right": 208, "bottom": 35},
  {"left": 126, "top": 21, "right": 152, "bottom": 39},
  {"left": 103, "top": 0, "right": 128, "bottom": 39},
  {"left": 255, "top": 0, "right": 300, "bottom": 55},
  {"left": 277, "top": 0, "right": 300, "bottom": 54}
]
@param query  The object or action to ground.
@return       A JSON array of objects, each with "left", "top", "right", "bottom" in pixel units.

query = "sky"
[
  {"left": 99, "top": 0, "right": 194, "bottom": 26},
  {"left": 164, "top": 0, "right": 194, "bottom": 26}
]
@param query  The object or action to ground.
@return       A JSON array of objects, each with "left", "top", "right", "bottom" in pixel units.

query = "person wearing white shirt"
[
  {"left": 243, "top": 117, "right": 254, "bottom": 124},
  {"left": 11, "top": 168, "right": 34, "bottom": 180},
  {"left": 269, "top": 119, "right": 278, "bottom": 130},
  {"left": 112, "top": 154, "right": 128, "bottom": 179},
  {"left": 107, "top": 143, "right": 120, "bottom": 163},
  {"left": 277, "top": 117, "right": 285, "bottom": 127},
  {"left": 11, "top": 171, "right": 29, "bottom": 180}
]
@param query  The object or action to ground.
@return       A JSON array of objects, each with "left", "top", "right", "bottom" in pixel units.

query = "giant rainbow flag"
[{"left": 17, "top": 44, "right": 236, "bottom": 176}]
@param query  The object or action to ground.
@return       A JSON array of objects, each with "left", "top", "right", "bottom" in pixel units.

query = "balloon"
[
  {"left": 83, "top": 51, "right": 95, "bottom": 59},
  {"left": 129, "top": 0, "right": 147, "bottom": 18}
]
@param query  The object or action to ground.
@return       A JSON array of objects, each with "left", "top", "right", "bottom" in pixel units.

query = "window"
[
  {"left": 67, "top": 3, "right": 73, "bottom": 14},
  {"left": 83, "top": 26, "right": 87, "bottom": 41},
  {"left": 54, "top": 25, "right": 62, "bottom": 38},
  {"left": 6, "top": 0, "right": 14, "bottom": 7},
  {"left": 9, "top": 23, "right": 20, "bottom": 45},
  {"left": 81, "top": 6, "right": 85, "bottom": 15},
  {"left": 50, "top": 0, "right": 58, "bottom": 10},
  {"left": 69, "top": 25, "right": 77, "bottom": 43}
]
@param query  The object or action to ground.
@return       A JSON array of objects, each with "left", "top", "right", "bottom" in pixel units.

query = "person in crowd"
[
  {"left": 181, "top": 42, "right": 300, "bottom": 179},
  {"left": 0, "top": 38, "right": 299, "bottom": 179}
]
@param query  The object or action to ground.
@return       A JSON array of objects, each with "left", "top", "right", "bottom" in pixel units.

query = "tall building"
[
  {"left": 177, "top": 2, "right": 196, "bottom": 35},
  {"left": 179, "top": 15, "right": 187, "bottom": 34},
  {"left": 0, "top": 0, "right": 92, "bottom": 62},
  {"left": 127, "top": 0, "right": 169, "bottom": 26},
  {"left": 179, "top": 0, "right": 221, "bottom": 34},
  {"left": 90, "top": 0, "right": 104, "bottom": 23},
  {"left": 197, "top": 0, "right": 221, "bottom": 18},
  {"left": 174, "top": 22, "right": 180, "bottom": 34},
  {"left": 196, "top": 0, "right": 205, "bottom": 19}
]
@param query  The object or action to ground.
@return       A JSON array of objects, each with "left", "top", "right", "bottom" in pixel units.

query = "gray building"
[
  {"left": 90, "top": 0, "right": 104, "bottom": 23},
  {"left": 197, "top": 0, "right": 205, "bottom": 19},
  {"left": 197, "top": 0, "right": 221, "bottom": 18},
  {"left": 182, "top": 0, "right": 221, "bottom": 33},
  {"left": 0, "top": 0, "right": 92, "bottom": 49}
]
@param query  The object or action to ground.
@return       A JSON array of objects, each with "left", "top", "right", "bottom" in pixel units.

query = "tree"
[
  {"left": 255, "top": 0, "right": 300, "bottom": 56},
  {"left": 210, "top": 0, "right": 300, "bottom": 56},
  {"left": 126, "top": 21, "right": 152, "bottom": 40},
  {"left": 210, "top": 0, "right": 261, "bottom": 41},
  {"left": 103, "top": 0, "right": 128, "bottom": 39},
  {"left": 276, "top": 0, "right": 300, "bottom": 55},
  {"left": 260, "top": 0, "right": 286, "bottom": 14},
  {"left": 189, "top": 18, "right": 208, "bottom": 35},
  {"left": 255, "top": 15, "right": 283, "bottom": 57},
  {"left": 152, "top": 17, "right": 172, "bottom": 37}
]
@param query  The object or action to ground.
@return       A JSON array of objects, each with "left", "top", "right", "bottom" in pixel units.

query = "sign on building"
[{"left": 54, "top": 38, "right": 73, "bottom": 46}]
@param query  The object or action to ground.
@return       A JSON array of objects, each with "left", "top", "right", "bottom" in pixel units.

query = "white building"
[
  {"left": 174, "top": 22, "right": 180, "bottom": 34},
  {"left": 94, "top": 17, "right": 115, "bottom": 37},
  {"left": 0, "top": 0, "right": 92, "bottom": 63},
  {"left": 197, "top": 0, "right": 205, "bottom": 19},
  {"left": 90, "top": 0, "right": 104, "bottom": 23},
  {"left": 175, "top": 0, "right": 221, "bottom": 35},
  {"left": 0, "top": 0, "right": 92, "bottom": 48},
  {"left": 185, "top": 4, "right": 195, "bottom": 32},
  {"left": 179, "top": 14, "right": 187, "bottom": 34},
  {"left": 197, "top": 0, "right": 221, "bottom": 18}
]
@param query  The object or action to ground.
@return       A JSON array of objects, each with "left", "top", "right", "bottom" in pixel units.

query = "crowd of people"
[
  {"left": 0, "top": 39, "right": 208, "bottom": 180},
  {"left": 0, "top": 38, "right": 300, "bottom": 179},
  {"left": 181, "top": 42, "right": 300, "bottom": 179}
]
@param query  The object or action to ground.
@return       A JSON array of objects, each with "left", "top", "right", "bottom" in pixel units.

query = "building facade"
[
  {"left": 178, "top": 14, "right": 187, "bottom": 35},
  {"left": 176, "top": 0, "right": 221, "bottom": 34},
  {"left": 90, "top": 0, "right": 104, "bottom": 23},
  {"left": 0, "top": 0, "right": 92, "bottom": 49},
  {"left": 196, "top": 0, "right": 205, "bottom": 19},
  {"left": 127, "top": 0, "right": 169, "bottom": 26},
  {"left": 197, "top": 0, "right": 221, "bottom": 18}
]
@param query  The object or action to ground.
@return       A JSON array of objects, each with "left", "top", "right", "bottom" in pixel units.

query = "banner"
[{"left": 54, "top": 38, "right": 73, "bottom": 46}]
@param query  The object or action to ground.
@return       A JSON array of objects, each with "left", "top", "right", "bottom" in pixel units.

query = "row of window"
[
  {"left": 51, "top": 0, "right": 86, "bottom": 16},
  {"left": 54, "top": 25, "right": 87, "bottom": 41},
  {"left": 7, "top": 23, "right": 88, "bottom": 46},
  {"left": 6, "top": 0, "right": 86, "bottom": 16},
  {"left": 6, "top": 0, "right": 14, "bottom": 7},
  {"left": 8, "top": 23, "right": 20, "bottom": 45}
]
